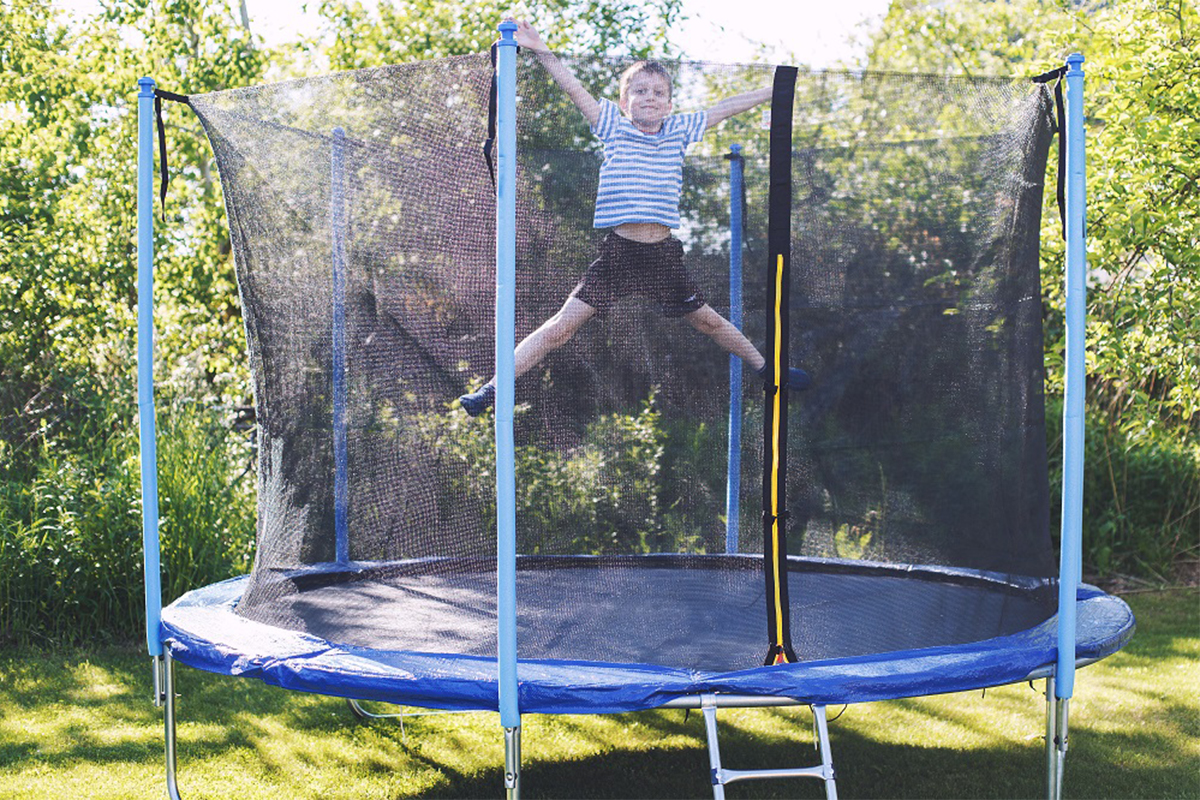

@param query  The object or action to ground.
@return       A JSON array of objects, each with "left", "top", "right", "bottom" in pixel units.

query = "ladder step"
[{"left": 715, "top": 764, "right": 834, "bottom": 786}]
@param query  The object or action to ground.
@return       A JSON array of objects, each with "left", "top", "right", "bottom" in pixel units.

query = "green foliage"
[
  {"left": 4, "top": 0, "right": 1194, "bottom": 649},
  {"left": 312, "top": 0, "right": 684, "bottom": 71},
  {"left": 864, "top": 0, "right": 1200, "bottom": 577},
  {"left": 0, "top": 398, "right": 255, "bottom": 645},
  {"left": 0, "top": 0, "right": 267, "bottom": 643},
  {"left": 1047, "top": 398, "right": 1200, "bottom": 579},
  {"left": 1066, "top": 0, "right": 1200, "bottom": 433},
  {"left": 0, "top": 0, "right": 692, "bottom": 641},
  {"left": 414, "top": 392, "right": 707, "bottom": 555}
]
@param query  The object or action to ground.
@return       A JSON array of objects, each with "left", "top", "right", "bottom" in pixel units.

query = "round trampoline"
[
  {"left": 137, "top": 34, "right": 1132, "bottom": 799},
  {"left": 163, "top": 555, "right": 1132, "bottom": 715}
]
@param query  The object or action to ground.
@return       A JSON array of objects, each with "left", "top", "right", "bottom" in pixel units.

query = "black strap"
[
  {"left": 762, "top": 65, "right": 799, "bottom": 667},
  {"left": 484, "top": 41, "right": 523, "bottom": 188},
  {"left": 483, "top": 42, "right": 499, "bottom": 187},
  {"left": 153, "top": 89, "right": 190, "bottom": 222},
  {"left": 1032, "top": 67, "right": 1067, "bottom": 240}
]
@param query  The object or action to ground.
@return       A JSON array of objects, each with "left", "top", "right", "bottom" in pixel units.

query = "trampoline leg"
[
  {"left": 159, "top": 652, "right": 182, "bottom": 800},
  {"left": 700, "top": 695, "right": 836, "bottom": 799},
  {"left": 813, "top": 705, "right": 838, "bottom": 800},
  {"left": 1045, "top": 678, "right": 1057, "bottom": 800},
  {"left": 700, "top": 696, "right": 727, "bottom": 800},
  {"left": 1051, "top": 696, "right": 1069, "bottom": 800},
  {"left": 504, "top": 725, "right": 521, "bottom": 800}
]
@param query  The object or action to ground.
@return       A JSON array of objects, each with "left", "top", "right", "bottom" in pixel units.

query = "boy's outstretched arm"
[
  {"left": 512, "top": 20, "right": 601, "bottom": 127},
  {"left": 705, "top": 87, "right": 773, "bottom": 129}
]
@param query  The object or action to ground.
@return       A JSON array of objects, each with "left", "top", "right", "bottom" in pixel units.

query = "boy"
[{"left": 459, "top": 20, "right": 809, "bottom": 416}]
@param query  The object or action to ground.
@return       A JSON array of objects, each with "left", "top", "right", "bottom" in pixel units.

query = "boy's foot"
[
  {"left": 758, "top": 364, "right": 812, "bottom": 392},
  {"left": 458, "top": 383, "right": 496, "bottom": 417}
]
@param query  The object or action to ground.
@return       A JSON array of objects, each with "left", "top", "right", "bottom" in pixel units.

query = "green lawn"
[{"left": 1, "top": 589, "right": 1195, "bottom": 799}]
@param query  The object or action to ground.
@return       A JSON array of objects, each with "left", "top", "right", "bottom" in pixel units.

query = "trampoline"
[{"left": 137, "top": 27, "right": 1132, "bottom": 800}]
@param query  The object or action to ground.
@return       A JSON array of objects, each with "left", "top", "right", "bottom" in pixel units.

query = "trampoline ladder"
[{"left": 700, "top": 694, "right": 837, "bottom": 800}]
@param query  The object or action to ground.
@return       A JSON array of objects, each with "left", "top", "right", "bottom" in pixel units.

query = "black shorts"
[{"left": 570, "top": 232, "right": 706, "bottom": 318}]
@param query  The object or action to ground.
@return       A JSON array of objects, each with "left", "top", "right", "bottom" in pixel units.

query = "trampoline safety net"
[{"left": 186, "top": 52, "right": 1058, "bottom": 674}]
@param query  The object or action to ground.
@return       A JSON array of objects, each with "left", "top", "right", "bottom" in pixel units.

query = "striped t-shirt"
[{"left": 591, "top": 98, "right": 708, "bottom": 229}]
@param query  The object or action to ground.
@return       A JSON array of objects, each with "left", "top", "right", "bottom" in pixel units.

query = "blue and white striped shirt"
[{"left": 591, "top": 98, "right": 708, "bottom": 229}]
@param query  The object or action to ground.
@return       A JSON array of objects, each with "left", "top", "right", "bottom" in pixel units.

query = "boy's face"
[{"left": 620, "top": 71, "right": 672, "bottom": 131}]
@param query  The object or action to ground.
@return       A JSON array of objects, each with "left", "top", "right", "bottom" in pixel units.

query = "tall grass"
[
  {"left": 0, "top": 396, "right": 255, "bottom": 645},
  {"left": 1046, "top": 397, "right": 1200, "bottom": 580}
]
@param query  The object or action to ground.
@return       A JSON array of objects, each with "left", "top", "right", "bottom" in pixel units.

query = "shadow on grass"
[{"left": 1, "top": 590, "right": 1195, "bottom": 798}]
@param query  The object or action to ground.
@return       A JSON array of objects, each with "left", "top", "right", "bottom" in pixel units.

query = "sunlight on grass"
[{"left": 0, "top": 590, "right": 1195, "bottom": 799}]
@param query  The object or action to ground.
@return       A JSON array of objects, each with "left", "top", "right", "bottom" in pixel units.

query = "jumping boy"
[{"left": 459, "top": 20, "right": 809, "bottom": 416}]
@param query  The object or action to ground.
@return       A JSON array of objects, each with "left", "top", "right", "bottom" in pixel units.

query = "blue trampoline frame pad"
[{"left": 160, "top": 557, "right": 1133, "bottom": 716}]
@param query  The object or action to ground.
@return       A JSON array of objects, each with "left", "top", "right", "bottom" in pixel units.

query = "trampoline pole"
[
  {"left": 1056, "top": 53, "right": 1094, "bottom": 796},
  {"left": 505, "top": 726, "right": 521, "bottom": 800},
  {"left": 164, "top": 651, "right": 182, "bottom": 800},
  {"left": 701, "top": 695, "right": 728, "bottom": 800},
  {"left": 1045, "top": 677, "right": 1057, "bottom": 798},
  {"left": 725, "top": 144, "right": 744, "bottom": 554},
  {"left": 1053, "top": 51, "right": 1086, "bottom": 800},
  {"left": 1054, "top": 698, "right": 1069, "bottom": 800},
  {"left": 495, "top": 21, "right": 521, "bottom": 790},
  {"left": 137, "top": 76, "right": 164, "bottom": 665},
  {"left": 331, "top": 126, "right": 349, "bottom": 565}
]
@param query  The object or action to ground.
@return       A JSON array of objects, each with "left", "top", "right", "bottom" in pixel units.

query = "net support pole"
[
  {"left": 137, "top": 77, "right": 164, "bottom": 662},
  {"left": 725, "top": 144, "right": 745, "bottom": 553},
  {"left": 1052, "top": 51, "right": 1086, "bottom": 800},
  {"left": 331, "top": 126, "right": 350, "bottom": 565},
  {"left": 495, "top": 20, "right": 521, "bottom": 796}
]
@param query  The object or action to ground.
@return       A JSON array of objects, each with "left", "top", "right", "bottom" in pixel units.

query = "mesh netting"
[{"left": 187, "top": 53, "right": 1057, "bottom": 673}]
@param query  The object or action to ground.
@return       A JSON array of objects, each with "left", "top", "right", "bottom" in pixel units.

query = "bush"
[
  {"left": 418, "top": 390, "right": 729, "bottom": 556},
  {"left": 0, "top": 396, "right": 255, "bottom": 645},
  {"left": 1047, "top": 398, "right": 1200, "bottom": 580}
]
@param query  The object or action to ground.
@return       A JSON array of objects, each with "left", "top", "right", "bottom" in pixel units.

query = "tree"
[
  {"left": 865, "top": 0, "right": 1199, "bottom": 437},
  {"left": 861, "top": 0, "right": 1200, "bottom": 578},
  {"left": 309, "top": 0, "right": 684, "bottom": 71}
]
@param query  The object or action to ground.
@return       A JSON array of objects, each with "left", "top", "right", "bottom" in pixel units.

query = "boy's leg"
[
  {"left": 684, "top": 305, "right": 765, "bottom": 370},
  {"left": 512, "top": 296, "right": 596, "bottom": 379},
  {"left": 458, "top": 297, "right": 596, "bottom": 415},
  {"left": 684, "top": 304, "right": 811, "bottom": 391}
]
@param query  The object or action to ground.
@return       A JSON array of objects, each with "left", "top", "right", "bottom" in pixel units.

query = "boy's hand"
[
  {"left": 513, "top": 20, "right": 549, "bottom": 53},
  {"left": 509, "top": 19, "right": 599, "bottom": 125}
]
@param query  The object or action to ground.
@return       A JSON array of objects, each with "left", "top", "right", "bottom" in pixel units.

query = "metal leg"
[
  {"left": 813, "top": 706, "right": 838, "bottom": 800},
  {"left": 161, "top": 652, "right": 182, "bottom": 800},
  {"left": 700, "top": 694, "right": 836, "bottom": 797},
  {"left": 1053, "top": 697, "right": 1069, "bottom": 800},
  {"left": 504, "top": 726, "right": 521, "bottom": 800},
  {"left": 1045, "top": 678, "right": 1057, "bottom": 800},
  {"left": 701, "top": 696, "right": 727, "bottom": 800}
]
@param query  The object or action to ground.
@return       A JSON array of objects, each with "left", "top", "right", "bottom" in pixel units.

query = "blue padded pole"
[
  {"left": 1056, "top": 53, "right": 1086, "bottom": 701},
  {"left": 495, "top": 20, "right": 521, "bottom": 731},
  {"left": 725, "top": 144, "right": 744, "bottom": 553},
  {"left": 331, "top": 127, "right": 349, "bottom": 565},
  {"left": 137, "top": 77, "right": 164, "bottom": 658}
]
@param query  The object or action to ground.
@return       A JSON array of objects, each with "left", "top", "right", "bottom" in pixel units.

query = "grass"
[{"left": 0, "top": 590, "right": 1195, "bottom": 799}]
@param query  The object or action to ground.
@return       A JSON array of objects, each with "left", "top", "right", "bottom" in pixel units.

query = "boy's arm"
[
  {"left": 705, "top": 87, "right": 773, "bottom": 129},
  {"left": 513, "top": 20, "right": 601, "bottom": 127}
]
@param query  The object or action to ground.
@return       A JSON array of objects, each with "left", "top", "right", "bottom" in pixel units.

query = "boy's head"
[{"left": 618, "top": 61, "right": 673, "bottom": 128}]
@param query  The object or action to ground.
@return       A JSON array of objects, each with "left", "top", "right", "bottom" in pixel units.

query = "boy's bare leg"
[
  {"left": 685, "top": 304, "right": 811, "bottom": 391},
  {"left": 478, "top": 296, "right": 597, "bottom": 388},
  {"left": 510, "top": 297, "right": 597, "bottom": 381},
  {"left": 684, "top": 304, "right": 766, "bottom": 371},
  {"left": 459, "top": 297, "right": 596, "bottom": 415}
]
